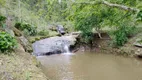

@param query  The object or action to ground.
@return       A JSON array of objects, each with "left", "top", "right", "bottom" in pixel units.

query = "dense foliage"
[
  {"left": 71, "top": 0, "right": 141, "bottom": 46},
  {"left": 75, "top": 14, "right": 101, "bottom": 42},
  {"left": 38, "top": 30, "right": 49, "bottom": 36},
  {"left": 0, "top": 15, "right": 6, "bottom": 27},
  {"left": 137, "top": 10, "right": 142, "bottom": 21},
  {"left": 15, "top": 22, "right": 37, "bottom": 36},
  {"left": 0, "top": 31, "right": 17, "bottom": 53},
  {"left": 113, "top": 25, "right": 136, "bottom": 46}
]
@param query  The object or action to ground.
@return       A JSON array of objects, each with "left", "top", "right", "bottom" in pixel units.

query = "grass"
[
  {"left": 28, "top": 31, "right": 59, "bottom": 43},
  {"left": 0, "top": 45, "right": 48, "bottom": 80}
]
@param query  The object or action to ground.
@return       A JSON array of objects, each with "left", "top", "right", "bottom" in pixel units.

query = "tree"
[{"left": 70, "top": 0, "right": 142, "bottom": 46}]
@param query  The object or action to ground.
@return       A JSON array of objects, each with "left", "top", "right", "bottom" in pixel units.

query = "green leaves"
[
  {"left": 137, "top": 10, "right": 142, "bottom": 21},
  {"left": 72, "top": 0, "right": 139, "bottom": 46},
  {"left": 38, "top": 30, "right": 49, "bottom": 36},
  {"left": 14, "top": 22, "right": 37, "bottom": 36},
  {"left": 0, "top": 15, "right": 6, "bottom": 27},
  {"left": 0, "top": 31, "right": 17, "bottom": 53},
  {"left": 0, "top": 0, "right": 6, "bottom": 7},
  {"left": 0, "top": 15, "right": 6, "bottom": 22},
  {"left": 113, "top": 26, "right": 128, "bottom": 46},
  {"left": 74, "top": 13, "right": 102, "bottom": 42},
  {"left": 113, "top": 22, "right": 136, "bottom": 46}
]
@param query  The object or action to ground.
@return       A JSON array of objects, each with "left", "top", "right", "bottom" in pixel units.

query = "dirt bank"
[
  {"left": 75, "top": 32, "right": 142, "bottom": 58},
  {"left": 0, "top": 44, "right": 49, "bottom": 80}
]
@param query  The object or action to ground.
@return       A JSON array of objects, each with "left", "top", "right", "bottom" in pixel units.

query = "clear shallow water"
[{"left": 37, "top": 52, "right": 142, "bottom": 80}]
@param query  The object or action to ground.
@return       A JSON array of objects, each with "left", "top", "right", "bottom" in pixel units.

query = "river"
[{"left": 37, "top": 52, "right": 142, "bottom": 80}]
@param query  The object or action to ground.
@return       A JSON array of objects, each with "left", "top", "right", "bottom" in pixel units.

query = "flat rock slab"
[
  {"left": 134, "top": 39, "right": 142, "bottom": 48},
  {"left": 134, "top": 43, "right": 142, "bottom": 48},
  {"left": 32, "top": 36, "right": 76, "bottom": 56}
]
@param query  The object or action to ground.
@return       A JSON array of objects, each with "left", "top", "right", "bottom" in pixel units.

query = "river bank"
[
  {"left": 0, "top": 44, "right": 49, "bottom": 80},
  {"left": 74, "top": 31, "right": 142, "bottom": 58}
]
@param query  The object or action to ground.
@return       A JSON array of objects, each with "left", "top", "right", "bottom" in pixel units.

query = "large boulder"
[{"left": 32, "top": 35, "right": 77, "bottom": 56}]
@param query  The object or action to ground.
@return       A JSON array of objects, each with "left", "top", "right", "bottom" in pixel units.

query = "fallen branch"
[
  {"left": 102, "top": 1, "right": 139, "bottom": 12},
  {"left": 74, "top": 0, "right": 139, "bottom": 12}
]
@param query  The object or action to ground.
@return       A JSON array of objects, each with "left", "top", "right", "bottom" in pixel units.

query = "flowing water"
[
  {"left": 64, "top": 45, "right": 71, "bottom": 54},
  {"left": 37, "top": 52, "right": 142, "bottom": 80}
]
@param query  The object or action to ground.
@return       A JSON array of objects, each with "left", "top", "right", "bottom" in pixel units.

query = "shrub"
[
  {"left": 14, "top": 22, "right": 37, "bottom": 36},
  {"left": 14, "top": 22, "right": 24, "bottom": 30},
  {"left": 38, "top": 30, "right": 49, "bottom": 36},
  {"left": 0, "top": 31, "right": 17, "bottom": 53},
  {"left": 113, "top": 25, "right": 136, "bottom": 46},
  {"left": 0, "top": 15, "right": 6, "bottom": 22},
  {"left": 74, "top": 14, "right": 102, "bottom": 43},
  {"left": 113, "top": 29, "right": 128, "bottom": 46},
  {"left": 137, "top": 10, "right": 142, "bottom": 21},
  {"left": 23, "top": 24, "right": 37, "bottom": 36},
  {"left": 0, "top": 15, "right": 6, "bottom": 27}
]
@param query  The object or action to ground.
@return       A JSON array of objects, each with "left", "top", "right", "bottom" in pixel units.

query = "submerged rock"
[
  {"left": 133, "top": 39, "right": 142, "bottom": 58},
  {"left": 135, "top": 49, "right": 142, "bottom": 58},
  {"left": 32, "top": 35, "right": 77, "bottom": 56}
]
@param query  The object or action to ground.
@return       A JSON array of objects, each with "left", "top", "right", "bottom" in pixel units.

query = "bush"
[
  {"left": 113, "top": 29, "right": 128, "bottom": 46},
  {"left": 113, "top": 25, "right": 136, "bottom": 46},
  {"left": 23, "top": 24, "right": 37, "bottom": 36},
  {"left": 38, "top": 30, "right": 49, "bottom": 36},
  {"left": 0, "top": 15, "right": 6, "bottom": 27},
  {"left": 14, "top": 22, "right": 37, "bottom": 36},
  {"left": 0, "top": 31, "right": 17, "bottom": 53},
  {"left": 74, "top": 14, "right": 102, "bottom": 43},
  {"left": 137, "top": 10, "right": 142, "bottom": 21},
  {"left": 14, "top": 22, "right": 24, "bottom": 30},
  {"left": 0, "top": 15, "right": 6, "bottom": 22}
]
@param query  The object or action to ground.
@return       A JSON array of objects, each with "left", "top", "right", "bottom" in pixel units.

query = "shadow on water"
[{"left": 37, "top": 52, "right": 142, "bottom": 80}]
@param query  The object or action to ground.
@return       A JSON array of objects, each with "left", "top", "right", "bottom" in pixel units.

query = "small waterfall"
[{"left": 64, "top": 45, "right": 72, "bottom": 54}]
